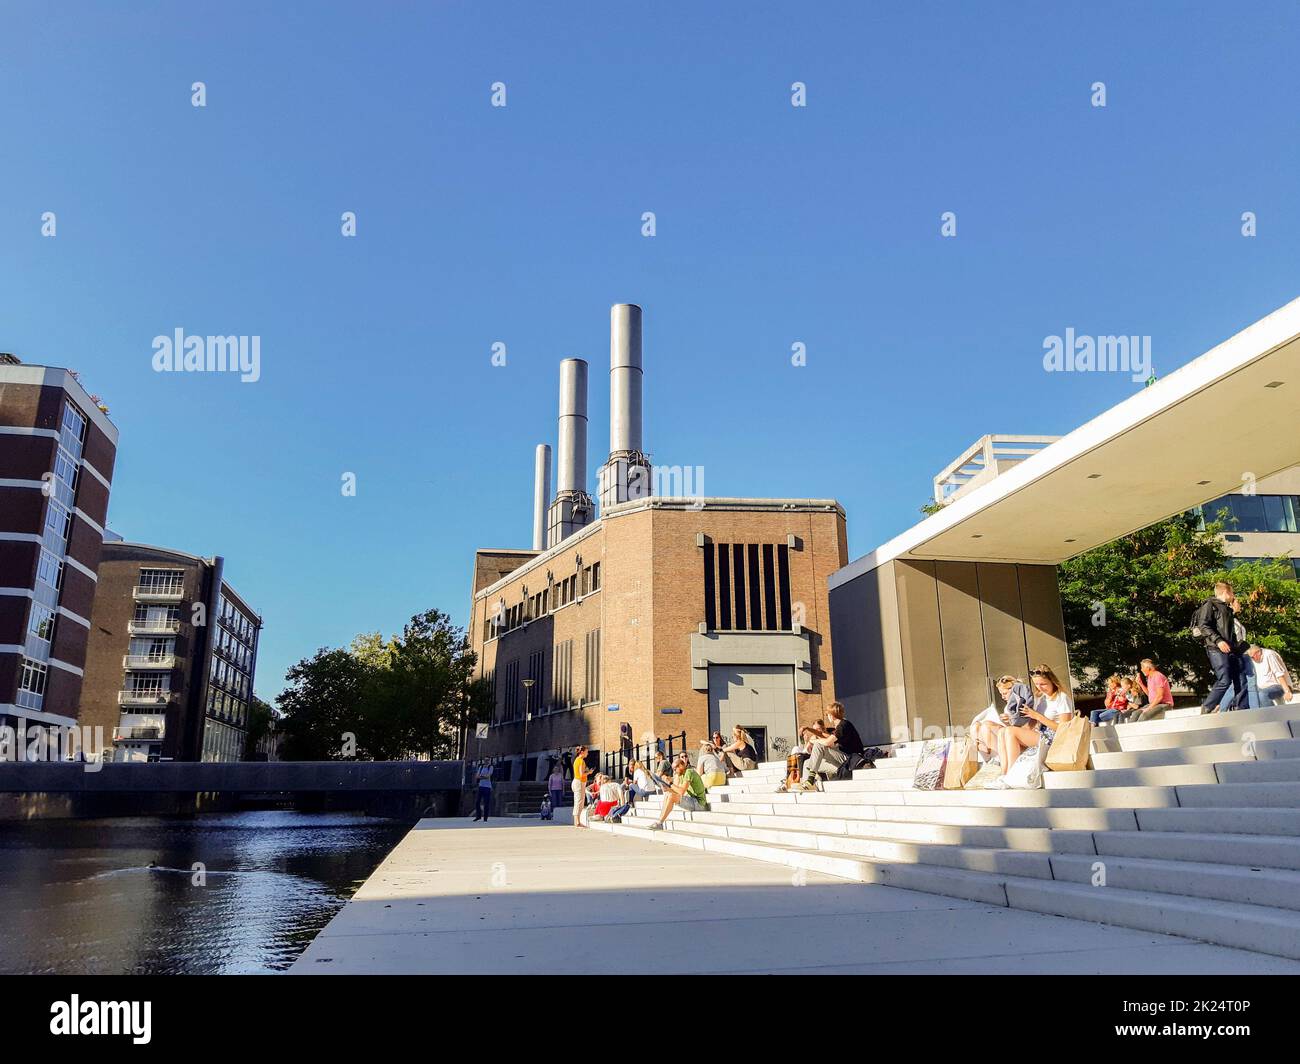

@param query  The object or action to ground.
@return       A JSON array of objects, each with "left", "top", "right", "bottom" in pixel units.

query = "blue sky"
[{"left": 2, "top": 1, "right": 1298, "bottom": 701}]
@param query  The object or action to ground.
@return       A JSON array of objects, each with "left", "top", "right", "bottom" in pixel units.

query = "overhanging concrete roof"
[{"left": 831, "top": 295, "right": 1300, "bottom": 588}]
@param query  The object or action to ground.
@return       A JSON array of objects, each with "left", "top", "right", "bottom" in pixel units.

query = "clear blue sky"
[{"left": 2, "top": 1, "right": 1298, "bottom": 701}]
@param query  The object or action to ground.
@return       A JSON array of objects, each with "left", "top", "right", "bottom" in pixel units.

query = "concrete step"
[
  {"left": 1095, "top": 830, "right": 1300, "bottom": 871},
  {"left": 641, "top": 797, "right": 1143, "bottom": 831},
  {"left": 595, "top": 818, "right": 1300, "bottom": 959},
  {"left": 1050, "top": 852, "right": 1300, "bottom": 911},
  {"left": 1135, "top": 807, "right": 1300, "bottom": 837},
  {"left": 1091, "top": 738, "right": 1300, "bottom": 769},
  {"left": 1109, "top": 702, "right": 1300, "bottom": 738},
  {"left": 1107, "top": 720, "right": 1297, "bottom": 754}
]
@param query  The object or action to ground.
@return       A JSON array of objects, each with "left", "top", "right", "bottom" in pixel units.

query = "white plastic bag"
[{"left": 1001, "top": 745, "right": 1044, "bottom": 789}]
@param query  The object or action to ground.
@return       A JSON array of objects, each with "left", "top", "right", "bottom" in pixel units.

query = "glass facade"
[
  {"left": 201, "top": 591, "right": 258, "bottom": 761},
  {"left": 1198, "top": 494, "right": 1300, "bottom": 534}
]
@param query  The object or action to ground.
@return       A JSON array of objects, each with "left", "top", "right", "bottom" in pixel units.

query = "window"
[
  {"left": 139, "top": 568, "right": 185, "bottom": 593},
  {"left": 36, "top": 549, "right": 64, "bottom": 591},
  {"left": 777, "top": 543, "right": 792, "bottom": 629},
  {"left": 1201, "top": 495, "right": 1300, "bottom": 534},
  {"left": 44, "top": 499, "right": 72, "bottom": 546},
  {"left": 502, "top": 659, "right": 520, "bottom": 723},
  {"left": 18, "top": 658, "right": 48, "bottom": 710},
  {"left": 584, "top": 629, "right": 601, "bottom": 703},
  {"left": 717, "top": 544, "right": 732, "bottom": 630},
  {"left": 705, "top": 541, "right": 795, "bottom": 632},
  {"left": 60, "top": 402, "right": 87, "bottom": 458},
  {"left": 527, "top": 650, "right": 544, "bottom": 715},
  {"left": 762, "top": 544, "right": 778, "bottom": 630},
  {"left": 552, "top": 639, "right": 573, "bottom": 710},
  {"left": 27, "top": 603, "right": 56, "bottom": 643}
]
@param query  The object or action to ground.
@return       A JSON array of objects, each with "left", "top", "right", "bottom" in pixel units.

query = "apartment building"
[
  {"left": 1196, "top": 464, "right": 1300, "bottom": 578},
  {"left": 0, "top": 357, "right": 118, "bottom": 739},
  {"left": 79, "top": 543, "right": 261, "bottom": 762}
]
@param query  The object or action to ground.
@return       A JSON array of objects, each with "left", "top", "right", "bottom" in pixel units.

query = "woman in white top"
[{"left": 995, "top": 664, "right": 1074, "bottom": 778}]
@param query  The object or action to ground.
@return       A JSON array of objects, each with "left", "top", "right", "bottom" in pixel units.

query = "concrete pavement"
[{"left": 289, "top": 812, "right": 1300, "bottom": 974}]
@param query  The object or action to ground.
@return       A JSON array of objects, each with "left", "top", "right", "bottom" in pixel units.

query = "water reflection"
[{"left": 0, "top": 811, "right": 411, "bottom": 974}]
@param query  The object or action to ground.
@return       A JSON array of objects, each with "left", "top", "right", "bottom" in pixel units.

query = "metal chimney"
[
  {"left": 546, "top": 358, "right": 593, "bottom": 546},
  {"left": 532, "top": 443, "right": 551, "bottom": 551},
  {"left": 609, "top": 303, "right": 643, "bottom": 453},
  {"left": 598, "top": 303, "right": 652, "bottom": 510}
]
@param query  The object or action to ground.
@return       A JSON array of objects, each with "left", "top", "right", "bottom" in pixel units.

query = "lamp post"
[{"left": 521, "top": 678, "right": 536, "bottom": 781}]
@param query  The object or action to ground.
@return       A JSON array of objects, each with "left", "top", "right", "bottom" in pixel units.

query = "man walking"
[
  {"left": 1197, "top": 581, "right": 1249, "bottom": 714},
  {"left": 472, "top": 760, "right": 494, "bottom": 822}
]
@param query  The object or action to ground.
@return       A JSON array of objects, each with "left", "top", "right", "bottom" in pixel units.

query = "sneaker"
[
  {"left": 800, "top": 778, "right": 819, "bottom": 792},
  {"left": 608, "top": 815, "right": 622, "bottom": 824},
  {"left": 647, "top": 822, "right": 663, "bottom": 831}
]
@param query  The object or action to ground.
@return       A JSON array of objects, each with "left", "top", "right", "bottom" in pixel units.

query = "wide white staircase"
[{"left": 592, "top": 703, "right": 1300, "bottom": 960}]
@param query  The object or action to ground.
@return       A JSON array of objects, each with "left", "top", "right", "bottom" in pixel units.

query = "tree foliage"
[
  {"left": 1059, "top": 512, "right": 1300, "bottom": 695},
  {"left": 276, "top": 609, "right": 484, "bottom": 761}
]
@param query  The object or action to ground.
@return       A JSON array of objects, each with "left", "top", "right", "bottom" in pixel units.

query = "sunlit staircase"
[{"left": 592, "top": 703, "right": 1300, "bottom": 959}]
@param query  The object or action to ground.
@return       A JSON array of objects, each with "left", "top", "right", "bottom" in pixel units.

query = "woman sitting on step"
[
  {"left": 697, "top": 742, "right": 729, "bottom": 789},
  {"left": 720, "top": 725, "right": 760, "bottom": 776},
  {"left": 994, "top": 664, "right": 1074, "bottom": 785},
  {"left": 972, "top": 676, "right": 1034, "bottom": 762}
]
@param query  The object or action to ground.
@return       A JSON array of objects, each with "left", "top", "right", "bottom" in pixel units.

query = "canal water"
[{"left": 0, "top": 810, "right": 412, "bottom": 974}]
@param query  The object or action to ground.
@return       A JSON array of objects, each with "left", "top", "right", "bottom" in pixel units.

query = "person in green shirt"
[{"left": 648, "top": 756, "right": 707, "bottom": 830}]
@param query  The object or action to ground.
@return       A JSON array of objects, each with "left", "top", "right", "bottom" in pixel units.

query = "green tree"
[
  {"left": 242, "top": 695, "right": 277, "bottom": 760},
  {"left": 1059, "top": 511, "right": 1300, "bottom": 695},
  {"left": 275, "top": 609, "right": 483, "bottom": 761}
]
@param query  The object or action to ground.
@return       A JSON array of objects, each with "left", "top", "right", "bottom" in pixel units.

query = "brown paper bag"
[
  {"left": 1044, "top": 714, "right": 1092, "bottom": 772},
  {"left": 943, "top": 735, "right": 980, "bottom": 789}
]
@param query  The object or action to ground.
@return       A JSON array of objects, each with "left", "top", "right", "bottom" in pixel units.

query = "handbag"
[
  {"left": 1001, "top": 745, "right": 1044, "bottom": 789},
  {"left": 1044, "top": 715, "right": 1093, "bottom": 772},
  {"left": 943, "top": 735, "right": 980, "bottom": 789},
  {"left": 911, "top": 739, "right": 950, "bottom": 791}
]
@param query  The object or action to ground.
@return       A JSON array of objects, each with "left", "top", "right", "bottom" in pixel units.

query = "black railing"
[{"left": 602, "top": 731, "right": 688, "bottom": 782}]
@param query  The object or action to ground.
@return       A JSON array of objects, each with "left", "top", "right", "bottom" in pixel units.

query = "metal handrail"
[{"left": 602, "top": 730, "right": 688, "bottom": 781}]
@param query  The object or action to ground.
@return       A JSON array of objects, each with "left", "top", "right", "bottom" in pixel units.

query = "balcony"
[
  {"left": 114, "top": 725, "right": 165, "bottom": 742},
  {"left": 117, "top": 689, "right": 173, "bottom": 707},
  {"left": 133, "top": 585, "right": 184, "bottom": 602},
  {"left": 123, "top": 654, "right": 178, "bottom": 670},
  {"left": 128, "top": 619, "right": 181, "bottom": 635}
]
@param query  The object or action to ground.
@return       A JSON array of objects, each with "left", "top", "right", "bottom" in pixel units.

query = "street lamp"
[{"left": 521, "top": 678, "right": 536, "bottom": 781}]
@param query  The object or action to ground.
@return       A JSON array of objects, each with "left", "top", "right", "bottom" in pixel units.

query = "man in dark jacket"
[{"left": 1199, "top": 581, "right": 1248, "bottom": 714}]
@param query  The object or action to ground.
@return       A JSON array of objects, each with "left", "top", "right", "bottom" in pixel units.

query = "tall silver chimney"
[
  {"left": 598, "top": 303, "right": 652, "bottom": 510},
  {"left": 532, "top": 443, "right": 551, "bottom": 551},
  {"left": 546, "top": 358, "right": 593, "bottom": 546}
]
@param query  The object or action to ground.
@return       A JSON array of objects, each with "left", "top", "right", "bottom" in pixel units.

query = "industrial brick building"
[
  {"left": 79, "top": 542, "right": 262, "bottom": 762},
  {"left": 468, "top": 306, "right": 847, "bottom": 779},
  {"left": 0, "top": 357, "right": 118, "bottom": 738}
]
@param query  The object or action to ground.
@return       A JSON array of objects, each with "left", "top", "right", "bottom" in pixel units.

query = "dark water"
[{"left": 0, "top": 811, "right": 411, "bottom": 974}]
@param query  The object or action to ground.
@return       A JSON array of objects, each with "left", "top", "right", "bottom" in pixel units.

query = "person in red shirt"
[{"left": 1135, "top": 659, "right": 1175, "bottom": 721}]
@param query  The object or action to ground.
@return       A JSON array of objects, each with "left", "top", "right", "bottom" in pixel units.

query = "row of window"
[
  {"left": 218, "top": 594, "right": 256, "bottom": 645},
  {"left": 703, "top": 542, "right": 794, "bottom": 633},
  {"left": 490, "top": 628, "right": 602, "bottom": 724},
  {"left": 138, "top": 567, "right": 185, "bottom": 593},
  {"left": 1224, "top": 556, "right": 1300, "bottom": 580},
  {"left": 200, "top": 717, "right": 244, "bottom": 763},
  {"left": 484, "top": 561, "right": 602, "bottom": 641},
  {"left": 210, "top": 654, "right": 251, "bottom": 699},
  {"left": 206, "top": 685, "right": 248, "bottom": 728},
  {"left": 1199, "top": 494, "right": 1300, "bottom": 535}
]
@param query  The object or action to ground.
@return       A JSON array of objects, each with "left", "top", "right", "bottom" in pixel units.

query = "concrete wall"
[{"left": 829, "top": 559, "right": 1069, "bottom": 745}]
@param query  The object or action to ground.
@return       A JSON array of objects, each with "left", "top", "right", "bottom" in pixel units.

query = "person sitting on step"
[
  {"left": 720, "top": 725, "right": 760, "bottom": 776},
  {"left": 696, "top": 742, "right": 728, "bottom": 789},
  {"left": 607, "top": 760, "right": 655, "bottom": 822},
  {"left": 993, "top": 664, "right": 1074, "bottom": 786},
  {"left": 647, "top": 756, "right": 708, "bottom": 830},
  {"left": 801, "top": 702, "right": 864, "bottom": 790}
]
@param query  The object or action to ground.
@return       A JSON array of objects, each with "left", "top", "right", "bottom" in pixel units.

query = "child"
[{"left": 539, "top": 792, "right": 554, "bottom": 821}]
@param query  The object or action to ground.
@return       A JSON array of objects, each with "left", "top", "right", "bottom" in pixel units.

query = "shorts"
[{"left": 679, "top": 794, "right": 704, "bottom": 812}]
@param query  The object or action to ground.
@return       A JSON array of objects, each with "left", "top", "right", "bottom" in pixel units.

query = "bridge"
[{"left": 0, "top": 759, "right": 464, "bottom": 793}]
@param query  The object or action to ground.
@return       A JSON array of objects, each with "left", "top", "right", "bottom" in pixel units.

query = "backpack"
[{"left": 1189, "top": 600, "right": 1216, "bottom": 641}]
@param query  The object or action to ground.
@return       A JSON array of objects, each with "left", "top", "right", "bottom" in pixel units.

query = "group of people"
[
  {"left": 1197, "top": 581, "right": 1295, "bottom": 713},
  {"left": 1089, "top": 659, "right": 1176, "bottom": 725},
  {"left": 967, "top": 664, "right": 1076, "bottom": 785}
]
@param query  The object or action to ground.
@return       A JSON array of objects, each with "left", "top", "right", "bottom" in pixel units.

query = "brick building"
[
  {"left": 79, "top": 543, "right": 262, "bottom": 762},
  {"left": 466, "top": 307, "right": 847, "bottom": 779},
  {"left": 0, "top": 357, "right": 118, "bottom": 739}
]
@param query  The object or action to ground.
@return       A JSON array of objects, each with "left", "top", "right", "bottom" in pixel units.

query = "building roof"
[
  {"left": 0, "top": 362, "right": 119, "bottom": 444},
  {"left": 831, "top": 295, "right": 1300, "bottom": 588}
]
